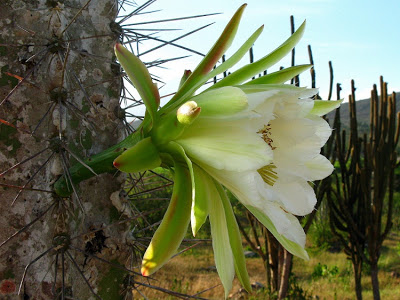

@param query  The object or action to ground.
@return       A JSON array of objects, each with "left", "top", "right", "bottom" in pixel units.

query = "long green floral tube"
[{"left": 53, "top": 4, "right": 342, "bottom": 297}]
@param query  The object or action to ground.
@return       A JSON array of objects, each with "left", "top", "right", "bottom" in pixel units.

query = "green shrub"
[
  {"left": 308, "top": 219, "right": 341, "bottom": 251},
  {"left": 312, "top": 262, "right": 339, "bottom": 280}
]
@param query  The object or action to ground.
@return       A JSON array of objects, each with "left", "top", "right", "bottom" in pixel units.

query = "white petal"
[
  {"left": 269, "top": 180, "right": 317, "bottom": 216},
  {"left": 203, "top": 164, "right": 309, "bottom": 247},
  {"left": 245, "top": 91, "right": 278, "bottom": 128},
  {"left": 261, "top": 201, "right": 306, "bottom": 247},
  {"left": 269, "top": 118, "right": 318, "bottom": 148},
  {"left": 244, "top": 87, "right": 315, "bottom": 122},
  {"left": 239, "top": 84, "right": 317, "bottom": 99},
  {"left": 280, "top": 212, "right": 307, "bottom": 248},
  {"left": 303, "top": 154, "right": 334, "bottom": 180},
  {"left": 200, "top": 165, "right": 262, "bottom": 206},
  {"left": 311, "top": 116, "right": 332, "bottom": 147},
  {"left": 246, "top": 90, "right": 278, "bottom": 113},
  {"left": 274, "top": 98, "right": 314, "bottom": 119},
  {"left": 177, "top": 124, "right": 272, "bottom": 171},
  {"left": 205, "top": 167, "right": 302, "bottom": 242},
  {"left": 260, "top": 201, "right": 291, "bottom": 235},
  {"left": 298, "top": 87, "right": 319, "bottom": 99},
  {"left": 245, "top": 204, "right": 309, "bottom": 260},
  {"left": 205, "top": 89, "right": 279, "bottom": 125},
  {"left": 274, "top": 154, "right": 333, "bottom": 182},
  {"left": 273, "top": 139, "right": 322, "bottom": 174}
]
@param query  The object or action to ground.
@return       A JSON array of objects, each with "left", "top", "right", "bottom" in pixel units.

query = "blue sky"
[{"left": 129, "top": 0, "right": 399, "bottom": 103}]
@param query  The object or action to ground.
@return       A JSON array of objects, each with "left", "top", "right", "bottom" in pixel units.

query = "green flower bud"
[
  {"left": 176, "top": 101, "right": 201, "bottom": 125},
  {"left": 150, "top": 101, "right": 201, "bottom": 146}
]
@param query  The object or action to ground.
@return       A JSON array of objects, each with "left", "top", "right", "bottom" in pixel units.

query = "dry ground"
[{"left": 132, "top": 233, "right": 400, "bottom": 299}]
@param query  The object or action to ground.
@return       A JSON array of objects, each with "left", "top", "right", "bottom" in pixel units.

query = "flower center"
[
  {"left": 257, "top": 164, "right": 278, "bottom": 186},
  {"left": 257, "top": 124, "right": 276, "bottom": 150}
]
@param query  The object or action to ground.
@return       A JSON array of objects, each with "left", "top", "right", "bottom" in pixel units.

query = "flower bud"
[{"left": 177, "top": 101, "right": 201, "bottom": 125}]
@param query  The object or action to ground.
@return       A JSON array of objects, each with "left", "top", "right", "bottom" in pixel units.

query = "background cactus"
[{"left": 327, "top": 78, "right": 399, "bottom": 300}]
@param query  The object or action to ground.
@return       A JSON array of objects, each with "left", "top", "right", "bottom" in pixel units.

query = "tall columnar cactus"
[
  {"left": 0, "top": 1, "right": 126, "bottom": 298},
  {"left": 328, "top": 78, "right": 399, "bottom": 300},
  {"left": 0, "top": 1, "right": 215, "bottom": 298}
]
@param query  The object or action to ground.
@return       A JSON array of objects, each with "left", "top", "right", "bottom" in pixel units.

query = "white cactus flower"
[
  {"left": 189, "top": 85, "right": 334, "bottom": 258},
  {"left": 112, "top": 4, "right": 342, "bottom": 298}
]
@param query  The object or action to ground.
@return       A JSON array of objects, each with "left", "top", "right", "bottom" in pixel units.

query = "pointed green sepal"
[
  {"left": 164, "top": 4, "right": 247, "bottom": 111},
  {"left": 244, "top": 64, "right": 312, "bottom": 85},
  {"left": 162, "top": 141, "right": 202, "bottom": 237},
  {"left": 179, "top": 70, "right": 192, "bottom": 89},
  {"left": 310, "top": 99, "right": 343, "bottom": 116},
  {"left": 245, "top": 205, "right": 309, "bottom": 260},
  {"left": 113, "top": 137, "right": 161, "bottom": 173},
  {"left": 191, "top": 165, "right": 211, "bottom": 236},
  {"left": 164, "top": 24, "right": 263, "bottom": 116},
  {"left": 211, "top": 20, "right": 307, "bottom": 88},
  {"left": 141, "top": 161, "right": 192, "bottom": 276},
  {"left": 216, "top": 182, "right": 252, "bottom": 293},
  {"left": 207, "top": 182, "right": 235, "bottom": 298},
  {"left": 237, "top": 83, "right": 309, "bottom": 94},
  {"left": 115, "top": 43, "right": 160, "bottom": 128},
  {"left": 161, "top": 142, "right": 195, "bottom": 206},
  {"left": 196, "top": 4, "right": 247, "bottom": 75},
  {"left": 207, "top": 25, "right": 264, "bottom": 81}
]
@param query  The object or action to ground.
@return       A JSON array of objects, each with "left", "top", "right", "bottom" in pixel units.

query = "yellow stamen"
[
  {"left": 257, "top": 124, "right": 276, "bottom": 150},
  {"left": 257, "top": 164, "right": 278, "bottom": 186}
]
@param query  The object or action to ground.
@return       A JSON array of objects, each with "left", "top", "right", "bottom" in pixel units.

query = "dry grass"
[
  {"left": 132, "top": 233, "right": 400, "bottom": 299},
  {"left": 294, "top": 232, "right": 400, "bottom": 300},
  {"left": 132, "top": 245, "right": 254, "bottom": 299}
]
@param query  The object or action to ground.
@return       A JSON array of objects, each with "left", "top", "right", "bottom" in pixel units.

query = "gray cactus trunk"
[{"left": 0, "top": 0, "right": 132, "bottom": 298}]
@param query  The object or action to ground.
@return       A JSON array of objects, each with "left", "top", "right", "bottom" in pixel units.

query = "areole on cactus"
[{"left": 54, "top": 3, "right": 341, "bottom": 297}]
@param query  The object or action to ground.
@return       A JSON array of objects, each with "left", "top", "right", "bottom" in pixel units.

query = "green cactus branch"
[{"left": 53, "top": 129, "right": 143, "bottom": 197}]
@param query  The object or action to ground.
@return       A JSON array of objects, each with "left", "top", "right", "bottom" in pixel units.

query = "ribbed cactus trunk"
[{"left": 0, "top": 1, "right": 131, "bottom": 298}]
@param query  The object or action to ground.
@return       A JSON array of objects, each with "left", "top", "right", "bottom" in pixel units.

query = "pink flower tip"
[{"left": 141, "top": 268, "right": 149, "bottom": 277}]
